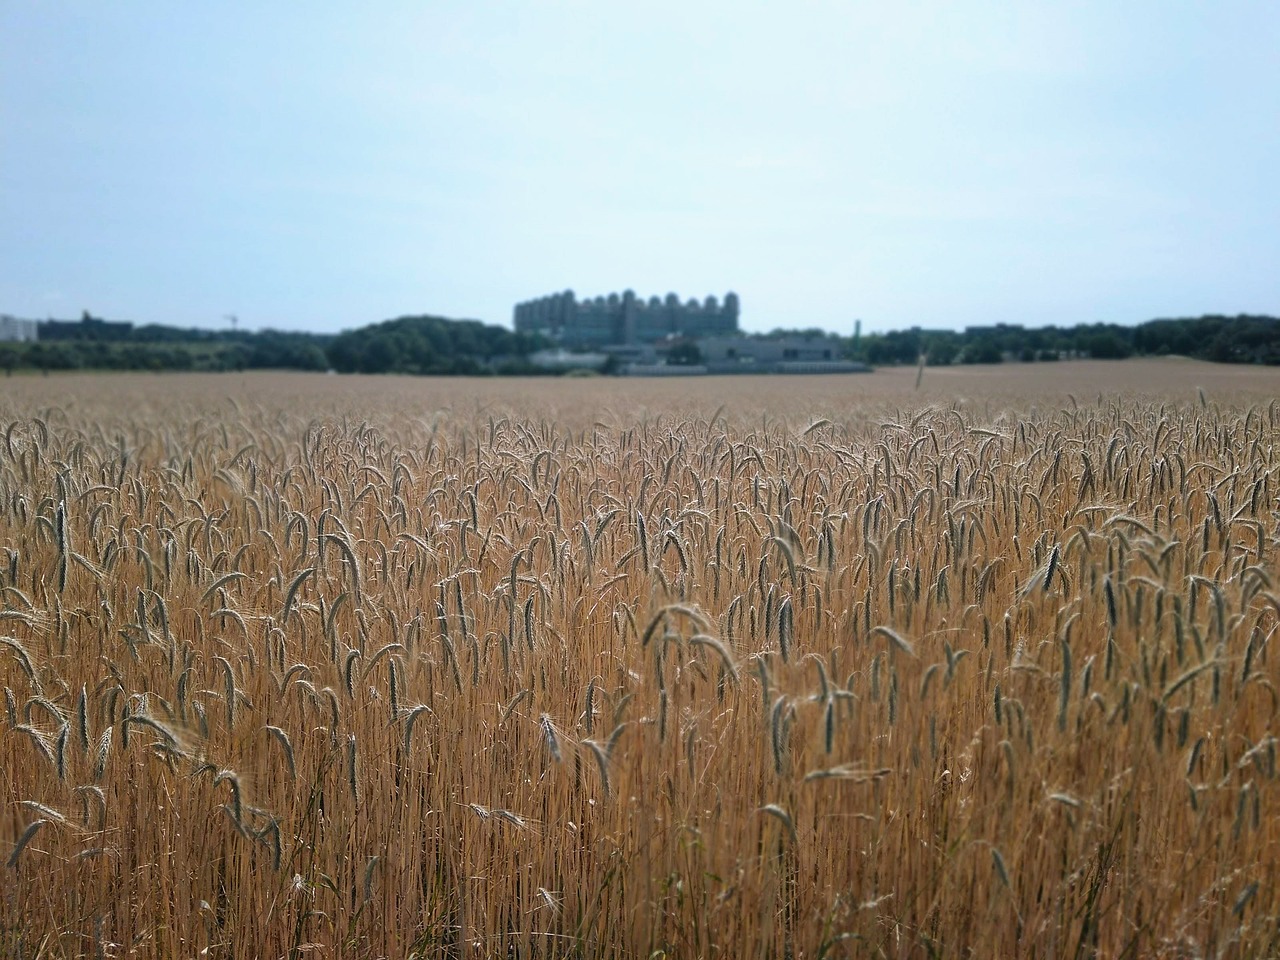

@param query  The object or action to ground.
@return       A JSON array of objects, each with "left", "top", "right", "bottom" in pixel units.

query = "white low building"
[
  {"left": 528, "top": 348, "right": 609, "bottom": 371},
  {"left": 0, "top": 315, "right": 38, "bottom": 342}
]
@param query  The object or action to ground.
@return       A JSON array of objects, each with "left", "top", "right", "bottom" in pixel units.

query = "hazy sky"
[{"left": 2, "top": 3, "right": 1277, "bottom": 335}]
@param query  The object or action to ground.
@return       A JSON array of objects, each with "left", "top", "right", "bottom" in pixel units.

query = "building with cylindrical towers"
[{"left": 513, "top": 290, "right": 740, "bottom": 347}]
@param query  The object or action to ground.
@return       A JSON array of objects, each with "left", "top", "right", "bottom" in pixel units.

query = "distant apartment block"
[
  {"left": 0, "top": 315, "right": 39, "bottom": 342},
  {"left": 514, "top": 290, "right": 739, "bottom": 347}
]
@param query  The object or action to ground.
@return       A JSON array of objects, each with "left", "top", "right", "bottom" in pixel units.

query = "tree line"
[
  {"left": 0, "top": 314, "right": 549, "bottom": 375},
  {"left": 852, "top": 314, "right": 1280, "bottom": 366},
  {"left": 1, "top": 311, "right": 1277, "bottom": 374}
]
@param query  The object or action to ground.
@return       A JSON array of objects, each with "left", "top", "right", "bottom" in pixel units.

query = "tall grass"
[{"left": 1, "top": 375, "right": 1279, "bottom": 957}]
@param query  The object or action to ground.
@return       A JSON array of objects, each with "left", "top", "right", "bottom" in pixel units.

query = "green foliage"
[
  {"left": 860, "top": 328, "right": 922, "bottom": 365},
  {"left": 962, "top": 339, "right": 1004, "bottom": 365},
  {"left": 7, "top": 312, "right": 547, "bottom": 375},
  {"left": 248, "top": 331, "right": 330, "bottom": 371},
  {"left": 326, "top": 315, "right": 546, "bottom": 375},
  {"left": 665, "top": 339, "right": 704, "bottom": 366},
  {"left": 850, "top": 316, "right": 1280, "bottom": 367}
]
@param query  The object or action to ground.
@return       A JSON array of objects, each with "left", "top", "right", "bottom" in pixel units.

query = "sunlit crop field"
[{"left": 3, "top": 359, "right": 1280, "bottom": 958}]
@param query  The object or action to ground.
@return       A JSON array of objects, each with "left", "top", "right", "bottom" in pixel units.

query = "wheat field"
[{"left": 3, "top": 361, "right": 1280, "bottom": 958}]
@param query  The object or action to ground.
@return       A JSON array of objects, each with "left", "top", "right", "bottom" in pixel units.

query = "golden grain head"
[{"left": 0, "top": 366, "right": 1278, "bottom": 956}]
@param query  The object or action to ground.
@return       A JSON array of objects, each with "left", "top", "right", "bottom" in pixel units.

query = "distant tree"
[
  {"left": 246, "top": 331, "right": 330, "bottom": 370},
  {"left": 30, "top": 342, "right": 81, "bottom": 371},
  {"left": 961, "top": 339, "right": 1003, "bottom": 364},
  {"left": 327, "top": 314, "right": 546, "bottom": 375},
  {"left": 1083, "top": 331, "right": 1131, "bottom": 359},
  {"left": 862, "top": 328, "right": 921, "bottom": 365},
  {"left": 764, "top": 326, "right": 835, "bottom": 340},
  {"left": 666, "top": 339, "right": 703, "bottom": 366},
  {"left": 923, "top": 333, "right": 960, "bottom": 366}
]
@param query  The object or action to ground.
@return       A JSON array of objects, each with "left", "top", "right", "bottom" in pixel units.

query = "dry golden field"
[{"left": 3, "top": 359, "right": 1280, "bottom": 958}]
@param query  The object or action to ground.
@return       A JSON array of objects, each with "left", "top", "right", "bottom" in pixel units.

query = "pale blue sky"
[{"left": 2, "top": 3, "right": 1277, "bottom": 334}]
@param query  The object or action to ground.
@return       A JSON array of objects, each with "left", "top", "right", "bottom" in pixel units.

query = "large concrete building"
[{"left": 514, "top": 290, "right": 739, "bottom": 347}]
